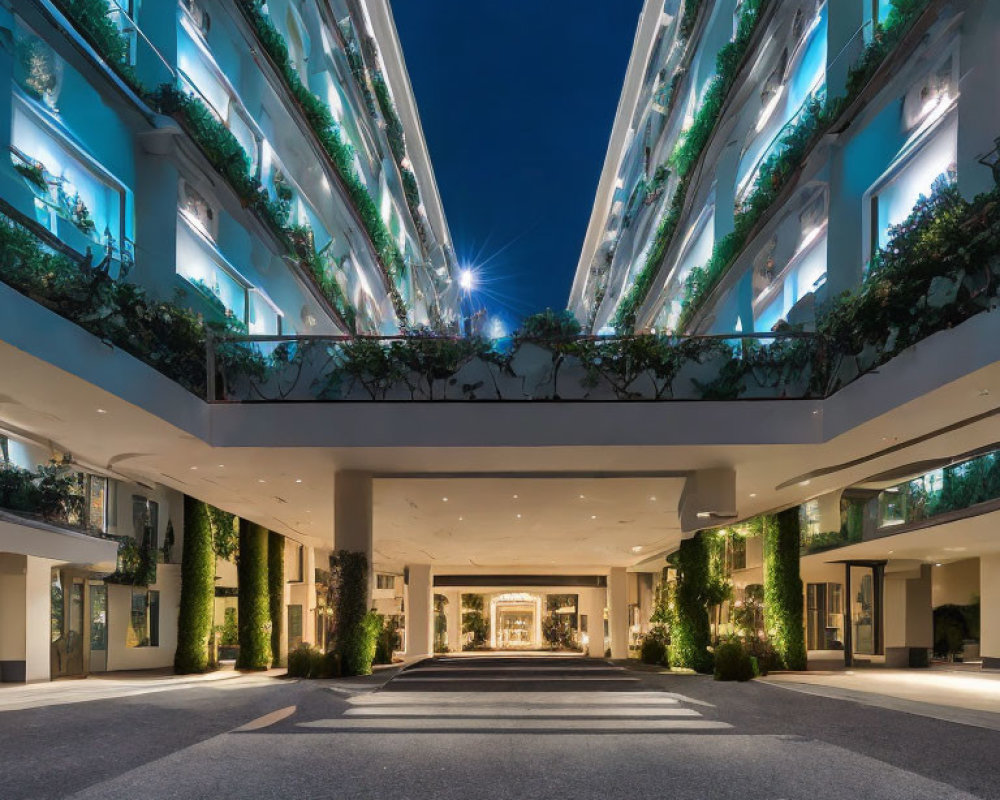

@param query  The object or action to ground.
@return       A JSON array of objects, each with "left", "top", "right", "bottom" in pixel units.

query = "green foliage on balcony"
[
  {"left": 612, "top": 0, "right": 768, "bottom": 332},
  {"left": 235, "top": 0, "right": 409, "bottom": 325},
  {"left": 175, "top": 496, "right": 217, "bottom": 674},
  {"left": 0, "top": 461, "right": 85, "bottom": 524},
  {"left": 372, "top": 71, "right": 406, "bottom": 163},
  {"left": 678, "top": 0, "right": 705, "bottom": 41},
  {"left": 51, "top": 0, "right": 407, "bottom": 330},
  {"left": 675, "top": 0, "right": 934, "bottom": 332},
  {"left": 762, "top": 509, "right": 807, "bottom": 670},
  {"left": 106, "top": 532, "right": 157, "bottom": 586},
  {"left": 237, "top": 520, "right": 272, "bottom": 670},
  {"left": 0, "top": 212, "right": 259, "bottom": 396},
  {"left": 57, "top": 0, "right": 139, "bottom": 88},
  {"left": 614, "top": 0, "right": 935, "bottom": 334}
]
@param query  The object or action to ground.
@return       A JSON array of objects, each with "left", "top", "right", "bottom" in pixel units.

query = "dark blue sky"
[{"left": 392, "top": 0, "right": 644, "bottom": 330}]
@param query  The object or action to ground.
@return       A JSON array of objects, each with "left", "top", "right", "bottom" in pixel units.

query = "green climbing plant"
[
  {"left": 174, "top": 496, "right": 216, "bottom": 674},
  {"left": 762, "top": 509, "right": 807, "bottom": 670},
  {"left": 268, "top": 531, "right": 285, "bottom": 668},
  {"left": 236, "top": 520, "right": 272, "bottom": 670}
]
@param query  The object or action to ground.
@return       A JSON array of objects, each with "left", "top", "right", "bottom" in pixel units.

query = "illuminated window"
[
  {"left": 869, "top": 116, "right": 957, "bottom": 254},
  {"left": 127, "top": 588, "right": 159, "bottom": 648}
]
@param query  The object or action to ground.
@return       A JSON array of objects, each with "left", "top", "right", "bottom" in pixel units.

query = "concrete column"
[
  {"left": 445, "top": 590, "right": 461, "bottom": 653},
  {"left": 981, "top": 555, "right": 1000, "bottom": 670},
  {"left": 582, "top": 587, "right": 607, "bottom": 658},
  {"left": 883, "top": 564, "right": 933, "bottom": 667},
  {"left": 334, "top": 471, "right": 373, "bottom": 608},
  {"left": 405, "top": 564, "right": 432, "bottom": 659},
  {"left": 25, "top": 556, "right": 52, "bottom": 682},
  {"left": 609, "top": 567, "right": 629, "bottom": 660}
]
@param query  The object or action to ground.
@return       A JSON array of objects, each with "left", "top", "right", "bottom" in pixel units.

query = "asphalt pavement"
[{"left": 2, "top": 657, "right": 999, "bottom": 799}]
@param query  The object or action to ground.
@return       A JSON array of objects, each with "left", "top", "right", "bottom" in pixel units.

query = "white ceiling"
[{"left": 372, "top": 477, "right": 684, "bottom": 570}]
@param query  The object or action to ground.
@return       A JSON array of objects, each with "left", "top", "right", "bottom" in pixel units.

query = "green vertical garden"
[
  {"left": 668, "top": 533, "right": 714, "bottom": 673},
  {"left": 763, "top": 509, "right": 807, "bottom": 670},
  {"left": 237, "top": 520, "right": 272, "bottom": 670},
  {"left": 174, "top": 496, "right": 216, "bottom": 674},
  {"left": 268, "top": 531, "right": 285, "bottom": 668}
]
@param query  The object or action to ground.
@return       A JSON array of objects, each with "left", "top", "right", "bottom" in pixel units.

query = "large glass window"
[
  {"left": 11, "top": 102, "right": 129, "bottom": 267},
  {"left": 127, "top": 587, "right": 159, "bottom": 647},
  {"left": 177, "top": 23, "right": 260, "bottom": 173},
  {"left": 871, "top": 116, "right": 957, "bottom": 252}
]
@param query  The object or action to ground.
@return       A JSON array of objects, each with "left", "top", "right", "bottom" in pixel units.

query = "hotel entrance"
[{"left": 490, "top": 593, "right": 543, "bottom": 650}]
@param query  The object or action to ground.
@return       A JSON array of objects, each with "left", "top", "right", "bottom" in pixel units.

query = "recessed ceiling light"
[
  {"left": 749, "top": 493, "right": 757, "bottom": 498},
  {"left": 591, "top": 515, "right": 597, "bottom": 520},
  {"left": 516, "top": 513, "right": 522, "bottom": 519},
  {"left": 649, "top": 496, "right": 657, "bottom": 502},
  {"left": 799, "top": 480, "right": 811, "bottom": 487},
  {"left": 935, "top": 562, "right": 942, "bottom": 567},
  {"left": 458, "top": 516, "right": 464, "bottom": 521},
  {"left": 513, "top": 494, "right": 519, "bottom": 499},
  {"left": 218, "top": 464, "right": 225, "bottom": 468},
  {"left": 190, "top": 466, "right": 198, "bottom": 471},
  {"left": 305, "top": 509, "right": 311, "bottom": 514},
  {"left": 96, "top": 408, "right": 107, "bottom": 414},
  {"left": 295, "top": 479, "right": 303, "bottom": 484},
  {"left": 579, "top": 494, "right": 585, "bottom": 500},
  {"left": 979, "top": 389, "right": 991, "bottom": 397},
  {"left": 258, "top": 479, "right": 266, "bottom": 483},
  {"left": 442, "top": 497, "right": 448, "bottom": 502},
  {"left": 631, "top": 545, "right": 643, "bottom": 553}
]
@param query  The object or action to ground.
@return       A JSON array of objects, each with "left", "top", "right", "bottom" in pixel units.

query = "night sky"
[{"left": 391, "top": 0, "right": 645, "bottom": 331}]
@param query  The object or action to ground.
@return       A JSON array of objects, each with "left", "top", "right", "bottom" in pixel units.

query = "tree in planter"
[
  {"left": 668, "top": 534, "right": 714, "bottom": 673},
  {"left": 236, "top": 520, "right": 272, "bottom": 670},
  {"left": 763, "top": 509, "right": 807, "bottom": 670},
  {"left": 461, "top": 594, "right": 489, "bottom": 650},
  {"left": 433, "top": 594, "right": 449, "bottom": 653},
  {"left": 175, "top": 496, "right": 216, "bottom": 673},
  {"left": 268, "top": 531, "right": 284, "bottom": 668}
]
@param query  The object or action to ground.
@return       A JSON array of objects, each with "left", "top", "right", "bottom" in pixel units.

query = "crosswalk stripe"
[
  {"left": 344, "top": 706, "right": 699, "bottom": 718},
  {"left": 299, "top": 718, "right": 731, "bottom": 732}
]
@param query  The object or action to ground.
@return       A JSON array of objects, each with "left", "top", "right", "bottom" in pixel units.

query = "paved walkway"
[
  {"left": 763, "top": 668, "right": 1000, "bottom": 731},
  {"left": 0, "top": 668, "right": 285, "bottom": 712}
]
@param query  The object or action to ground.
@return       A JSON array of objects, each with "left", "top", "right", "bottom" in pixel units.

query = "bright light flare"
[{"left": 459, "top": 269, "right": 475, "bottom": 291}]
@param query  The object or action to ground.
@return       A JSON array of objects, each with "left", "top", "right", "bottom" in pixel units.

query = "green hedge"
[
  {"left": 237, "top": 520, "right": 272, "bottom": 670},
  {"left": 174, "top": 496, "right": 216, "bottom": 673},
  {"left": 268, "top": 531, "right": 284, "bottom": 668},
  {"left": 668, "top": 534, "right": 714, "bottom": 673},
  {"left": 763, "top": 510, "right": 806, "bottom": 670}
]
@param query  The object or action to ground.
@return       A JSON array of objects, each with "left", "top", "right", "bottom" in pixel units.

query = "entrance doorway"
[
  {"left": 489, "top": 593, "right": 543, "bottom": 650},
  {"left": 50, "top": 569, "right": 85, "bottom": 678},
  {"left": 844, "top": 562, "right": 885, "bottom": 665}
]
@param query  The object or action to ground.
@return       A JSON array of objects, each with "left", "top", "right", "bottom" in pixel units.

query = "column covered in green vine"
[
  {"left": 237, "top": 520, "right": 272, "bottom": 670},
  {"left": 669, "top": 533, "right": 714, "bottom": 673},
  {"left": 763, "top": 509, "right": 807, "bottom": 670},
  {"left": 174, "top": 496, "right": 216, "bottom": 674},
  {"left": 268, "top": 531, "right": 285, "bottom": 668}
]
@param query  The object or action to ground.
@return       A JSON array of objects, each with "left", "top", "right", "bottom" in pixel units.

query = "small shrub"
[
  {"left": 714, "top": 641, "right": 755, "bottom": 682},
  {"left": 640, "top": 636, "right": 668, "bottom": 666},
  {"left": 287, "top": 644, "right": 320, "bottom": 678}
]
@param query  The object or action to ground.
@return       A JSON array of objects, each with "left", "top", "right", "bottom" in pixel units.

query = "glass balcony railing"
[
  {"left": 206, "top": 331, "right": 825, "bottom": 402},
  {"left": 876, "top": 451, "right": 1000, "bottom": 530}
]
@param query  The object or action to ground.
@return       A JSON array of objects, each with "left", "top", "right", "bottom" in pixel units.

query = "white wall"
[
  {"left": 932, "top": 558, "right": 980, "bottom": 607},
  {"left": 106, "top": 564, "right": 181, "bottom": 671},
  {"left": 25, "top": 556, "right": 54, "bottom": 682}
]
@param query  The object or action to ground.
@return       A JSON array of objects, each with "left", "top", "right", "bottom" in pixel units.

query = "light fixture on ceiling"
[
  {"left": 258, "top": 479, "right": 266, "bottom": 484},
  {"left": 649, "top": 496, "right": 657, "bottom": 502},
  {"left": 442, "top": 497, "right": 448, "bottom": 503},
  {"left": 516, "top": 513, "right": 522, "bottom": 519},
  {"left": 295, "top": 479, "right": 303, "bottom": 484},
  {"left": 579, "top": 494, "right": 585, "bottom": 500},
  {"left": 218, "top": 464, "right": 225, "bottom": 468},
  {"left": 190, "top": 466, "right": 198, "bottom": 471},
  {"left": 749, "top": 493, "right": 757, "bottom": 498},
  {"left": 458, "top": 516, "right": 464, "bottom": 522},
  {"left": 590, "top": 515, "right": 597, "bottom": 520},
  {"left": 96, "top": 408, "right": 107, "bottom": 414},
  {"left": 935, "top": 562, "right": 943, "bottom": 567},
  {"left": 799, "top": 480, "right": 811, "bottom": 487},
  {"left": 513, "top": 494, "right": 519, "bottom": 499},
  {"left": 631, "top": 545, "right": 643, "bottom": 553}
]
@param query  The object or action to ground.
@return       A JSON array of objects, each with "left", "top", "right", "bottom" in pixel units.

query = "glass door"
[
  {"left": 850, "top": 566, "right": 875, "bottom": 657},
  {"left": 50, "top": 570, "right": 85, "bottom": 678},
  {"left": 89, "top": 583, "right": 108, "bottom": 672}
]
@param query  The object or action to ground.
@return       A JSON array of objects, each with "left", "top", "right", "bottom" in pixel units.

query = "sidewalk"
[
  {"left": 762, "top": 668, "right": 1000, "bottom": 731},
  {"left": 0, "top": 667, "right": 286, "bottom": 713}
]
